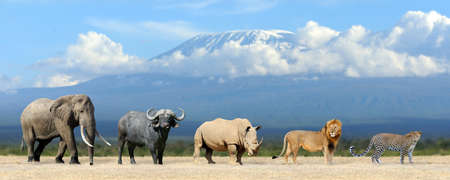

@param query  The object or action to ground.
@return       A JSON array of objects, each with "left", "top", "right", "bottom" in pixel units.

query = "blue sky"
[{"left": 1, "top": 0, "right": 450, "bottom": 90}]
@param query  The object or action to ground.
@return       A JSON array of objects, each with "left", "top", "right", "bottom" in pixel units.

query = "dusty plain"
[{"left": 0, "top": 155, "right": 449, "bottom": 180}]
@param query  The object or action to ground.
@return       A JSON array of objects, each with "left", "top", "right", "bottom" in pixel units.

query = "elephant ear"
[{"left": 50, "top": 95, "right": 74, "bottom": 120}]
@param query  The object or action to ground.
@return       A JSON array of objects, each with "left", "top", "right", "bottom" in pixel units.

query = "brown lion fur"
[{"left": 272, "top": 119, "right": 342, "bottom": 164}]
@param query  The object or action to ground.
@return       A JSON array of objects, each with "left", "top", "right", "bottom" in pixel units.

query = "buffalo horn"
[
  {"left": 146, "top": 108, "right": 158, "bottom": 120},
  {"left": 176, "top": 108, "right": 185, "bottom": 121}
]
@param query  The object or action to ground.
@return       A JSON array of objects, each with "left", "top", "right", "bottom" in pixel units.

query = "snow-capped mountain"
[
  {"left": 155, "top": 29, "right": 298, "bottom": 58},
  {"left": 1, "top": 29, "right": 450, "bottom": 136}
]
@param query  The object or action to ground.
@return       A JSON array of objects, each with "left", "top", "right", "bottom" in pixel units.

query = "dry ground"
[{"left": 1, "top": 155, "right": 449, "bottom": 180}]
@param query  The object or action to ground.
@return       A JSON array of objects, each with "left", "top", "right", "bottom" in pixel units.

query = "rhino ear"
[{"left": 255, "top": 125, "right": 262, "bottom": 131}]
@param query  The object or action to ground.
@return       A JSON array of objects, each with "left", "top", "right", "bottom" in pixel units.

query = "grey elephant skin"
[
  {"left": 20, "top": 94, "right": 111, "bottom": 165},
  {"left": 117, "top": 108, "right": 185, "bottom": 164},
  {"left": 193, "top": 118, "right": 263, "bottom": 165}
]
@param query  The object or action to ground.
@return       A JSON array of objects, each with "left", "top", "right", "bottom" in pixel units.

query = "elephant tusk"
[
  {"left": 80, "top": 125, "right": 94, "bottom": 147},
  {"left": 96, "top": 130, "right": 111, "bottom": 146}
]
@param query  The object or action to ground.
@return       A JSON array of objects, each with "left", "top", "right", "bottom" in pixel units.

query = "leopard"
[{"left": 349, "top": 131, "right": 422, "bottom": 164}]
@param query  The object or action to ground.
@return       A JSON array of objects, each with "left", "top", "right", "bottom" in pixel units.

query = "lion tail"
[
  {"left": 349, "top": 139, "right": 373, "bottom": 157},
  {"left": 272, "top": 134, "right": 288, "bottom": 159}
]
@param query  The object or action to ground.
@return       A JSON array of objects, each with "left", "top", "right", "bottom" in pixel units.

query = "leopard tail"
[{"left": 349, "top": 139, "right": 373, "bottom": 157}]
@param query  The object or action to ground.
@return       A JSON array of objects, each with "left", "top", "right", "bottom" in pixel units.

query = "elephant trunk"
[{"left": 85, "top": 125, "right": 96, "bottom": 166}]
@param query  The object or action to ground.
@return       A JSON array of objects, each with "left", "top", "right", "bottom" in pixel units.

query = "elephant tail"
[
  {"left": 20, "top": 137, "right": 25, "bottom": 151},
  {"left": 272, "top": 134, "right": 288, "bottom": 159}
]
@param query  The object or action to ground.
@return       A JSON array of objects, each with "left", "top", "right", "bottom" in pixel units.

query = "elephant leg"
[
  {"left": 236, "top": 149, "right": 244, "bottom": 165},
  {"left": 26, "top": 139, "right": 35, "bottom": 162},
  {"left": 128, "top": 144, "right": 136, "bottom": 164},
  {"left": 58, "top": 126, "right": 79, "bottom": 164},
  {"left": 34, "top": 139, "right": 51, "bottom": 162},
  {"left": 157, "top": 144, "right": 166, "bottom": 165},
  {"left": 149, "top": 146, "right": 158, "bottom": 164},
  {"left": 55, "top": 138, "right": 67, "bottom": 164},
  {"left": 227, "top": 145, "right": 239, "bottom": 165},
  {"left": 23, "top": 128, "right": 35, "bottom": 162},
  {"left": 205, "top": 147, "right": 215, "bottom": 164},
  {"left": 117, "top": 139, "right": 126, "bottom": 164}
]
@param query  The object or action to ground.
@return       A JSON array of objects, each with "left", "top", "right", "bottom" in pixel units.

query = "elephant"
[
  {"left": 117, "top": 108, "right": 185, "bottom": 165},
  {"left": 20, "top": 94, "right": 111, "bottom": 165}
]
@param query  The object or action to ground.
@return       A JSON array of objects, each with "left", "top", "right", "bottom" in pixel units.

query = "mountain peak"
[{"left": 154, "top": 29, "right": 297, "bottom": 58}]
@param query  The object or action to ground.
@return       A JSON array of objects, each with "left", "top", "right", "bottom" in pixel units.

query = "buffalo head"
[{"left": 146, "top": 108, "right": 185, "bottom": 129}]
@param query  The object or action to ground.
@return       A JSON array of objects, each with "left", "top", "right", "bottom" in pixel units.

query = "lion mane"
[
  {"left": 272, "top": 119, "right": 342, "bottom": 164},
  {"left": 321, "top": 119, "right": 342, "bottom": 152}
]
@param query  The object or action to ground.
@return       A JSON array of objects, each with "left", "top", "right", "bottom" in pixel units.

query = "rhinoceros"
[{"left": 193, "top": 118, "right": 262, "bottom": 165}]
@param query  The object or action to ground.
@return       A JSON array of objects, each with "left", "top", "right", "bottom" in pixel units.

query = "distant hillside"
[
  {"left": 1, "top": 118, "right": 448, "bottom": 144},
  {"left": 1, "top": 74, "right": 450, "bottom": 132}
]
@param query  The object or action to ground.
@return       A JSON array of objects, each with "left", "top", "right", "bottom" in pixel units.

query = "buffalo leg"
[
  {"left": 34, "top": 139, "right": 51, "bottom": 162},
  {"left": 128, "top": 144, "right": 136, "bottom": 164},
  {"left": 157, "top": 144, "right": 165, "bottom": 165},
  {"left": 117, "top": 139, "right": 126, "bottom": 164},
  {"left": 205, "top": 147, "right": 215, "bottom": 164},
  {"left": 55, "top": 138, "right": 67, "bottom": 164},
  {"left": 227, "top": 145, "right": 239, "bottom": 165},
  {"left": 149, "top": 146, "right": 158, "bottom": 164}
]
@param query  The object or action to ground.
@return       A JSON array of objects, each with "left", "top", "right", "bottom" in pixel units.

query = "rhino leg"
[
  {"left": 205, "top": 147, "right": 215, "bottom": 164},
  {"left": 227, "top": 145, "right": 240, "bottom": 165},
  {"left": 193, "top": 143, "right": 202, "bottom": 164},
  {"left": 236, "top": 149, "right": 244, "bottom": 165}
]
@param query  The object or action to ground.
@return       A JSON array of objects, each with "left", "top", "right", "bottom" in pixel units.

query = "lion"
[{"left": 272, "top": 119, "right": 342, "bottom": 164}]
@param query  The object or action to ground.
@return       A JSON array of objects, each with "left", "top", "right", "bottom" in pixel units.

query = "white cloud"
[
  {"left": 32, "top": 32, "right": 149, "bottom": 87},
  {"left": 35, "top": 74, "right": 80, "bottom": 88},
  {"left": 151, "top": 11, "right": 450, "bottom": 78},
  {"left": 31, "top": 10, "right": 450, "bottom": 88},
  {"left": 88, "top": 19, "right": 204, "bottom": 40},
  {"left": 384, "top": 11, "right": 450, "bottom": 58},
  {"left": 297, "top": 21, "right": 340, "bottom": 48},
  {"left": 0, "top": 74, "right": 20, "bottom": 93}
]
